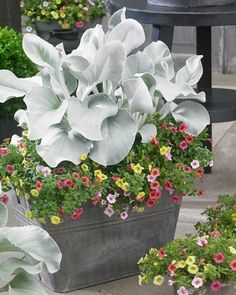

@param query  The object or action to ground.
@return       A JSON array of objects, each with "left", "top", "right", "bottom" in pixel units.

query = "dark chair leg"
[{"left": 152, "top": 25, "right": 174, "bottom": 50}]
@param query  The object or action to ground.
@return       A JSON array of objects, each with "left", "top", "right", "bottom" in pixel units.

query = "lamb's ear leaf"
[
  {"left": 36, "top": 125, "right": 91, "bottom": 168},
  {"left": 176, "top": 55, "right": 203, "bottom": 86},
  {"left": 23, "top": 33, "right": 61, "bottom": 69},
  {"left": 89, "top": 110, "right": 138, "bottom": 166},
  {"left": 2, "top": 225, "right": 62, "bottom": 273},
  {"left": 0, "top": 258, "right": 43, "bottom": 276},
  {"left": 14, "top": 110, "right": 27, "bottom": 129},
  {"left": 139, "top": 124, "right": 157, "bottom": 143},
  {"left": 68, "top": 94, "right": 118, "bottom": 141},
  {"left": 0, "top": 70, "right": 38, "bottom": 103},
  {"left": 0, "top": 202, "right": 8, "bottom": 228},
  {"left": 122, "top": 51, "right": 154, "bottom": 82},
  {"left": 143, "top": 41, "right": 174, "bottom": 80},
  {"left": 123, "top": 78, "right": 153, "bottom": 114},
  {"left": 62, "top": 68, "right": 78, "bottom": 94},
  {"left": 171, "top": 101, "right": 210, "bottom": 136},
  {"left": 106, "top": 19, "right": 145, "bottom": 54},
  {"left": 24, "top": 86, "right": 68, "bottom": 140},
  {"left": 108, "top": 7, "right": 126, "bottom": 30}
]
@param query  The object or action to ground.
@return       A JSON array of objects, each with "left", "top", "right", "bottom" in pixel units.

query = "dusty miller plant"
[{"left": 0, "top": 8, "right": 210, "bottom": 168}]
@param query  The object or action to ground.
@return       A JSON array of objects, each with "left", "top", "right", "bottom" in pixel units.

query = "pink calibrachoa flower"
[
  {"left": 158, "top": 247, "right": 166, "bottom": 259},
  {"left": 230, "top": 259, "right": 236, "bottom": 271},
  {"left": 111, "top": 175, "right": 120, "bottom": 181},
  {"left": 81, "top": 176, "right": 90, "bottom": 186},
  {"left": 177, "top": 286, "right": 189, "bottom": 295},
  {"left": 55, "top": 167, "right": 65, "bottom": 174},
  {"left": 213, "top": 252, "right": 225, "bottom": 264},
  {"left": 151, "top": 168, "right": 160, "bottom": 177},
  {"left": 106, "top": 194, "right": 116, "bottom": 204},
  {"left": 0, "top": 147, "right": 9, "bottom": 156},
  {"left": 197, "top": 236, "right": 208, "bottom": 247},
  {"left": 150, "top": 181, "right": 161, "bottom": 191},
  {"left": 146, "top": 198, "right": 156, "bottom": 208},
  {"left": 36, "top": 180, "right": 43, "bottom": 191},
  {"left": 104, "top": 205, "right": 114, "bottom": 217},
  {"left": 210, "top": 281, "right": 222, "bottom": 292},
  {"left": 63, "top": 179, "right": 74, "bottom": 188},
  {"left": 210, "top": 230, "right": 221, "bottom": 238},
  {"left": 92, "top": 193, "right": 101, "bottom": 205},
  {"left": 170, "top": 195, "right": 182, "bottom": 204},
  {"left": 165, "top": 180, "right": 173, "bottom": 193},
  {"left": 178, "top": 122, "right": 187, "bottom": 133},
  {"left": 167, "top": 262, "right": 177, "bottom": 273},
  {"left": 0, "top": 195, "right": 9, "bottom": 204},
  {"left": 170, "top": 126, "right": 178, "bottom": 133},
  {"left": 147, "top": 174, "right": 156, "bottom": 183},
  {"left": 71, "top": 208, "right": 84, "bottom": 220},
  {"left": 42, "top": 167, "right": 51, "bottom": 176},
  {"left": 184, "top": 166, "right": 192, "bottom": 173},
  {"left": 185, "top": 134, "right": 193, "bottom": 144},
  {"left": 6, "top": 164, "right": 14, "bottom": 174},
  {"left": 149, "top": 191, "right": 161, "bottom": 201},
  {"left": 72, "top": 172, "right": 81, "bottom": 179},
  {"left": 120, "top": 211, "right": 128, "bottom": 220},
  {"left": 192, "top": 277, "right": 203, "bottom": 289},
  {"left": 150, "top": 136, "right": 159, "bottom": 146},
  {"left": 57, "top": 180, "right": 63, "bottom": 189},
  {"left": 75, "top": 21, "right": 84, "bottom": 28},
  {"left": 191, "top": 160, "right": 200, "bottom": 169},
  {"left": 57, "top": 207, "right": 66, "bottom": 218},
  {"left": 195, "top": 168, "right": 204, "bottom": 178},
  {"left": 179, "top": 140, "right": 188, "bottom": 150},
  {"left": 165, "top": 150, "right": 172, "bottom": 161}
]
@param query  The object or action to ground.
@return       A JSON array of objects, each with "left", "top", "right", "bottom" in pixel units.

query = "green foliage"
[{"left": 0, "top": 27, "right": 38, "bottom": 117}]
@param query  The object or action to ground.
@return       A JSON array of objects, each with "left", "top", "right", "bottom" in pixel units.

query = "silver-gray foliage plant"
[{"left": 0, "top": 8, "right": 210, "bottom": 167}]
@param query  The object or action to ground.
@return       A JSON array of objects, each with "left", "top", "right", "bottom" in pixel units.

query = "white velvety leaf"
[
  {"left": 71, "top": 25, "right": 105, "bottom": 63},
  {"left": 123, "top": 78, "right": 153, "bottom": 114},
  {"left": 36, "top": 125, "right": 91, "bottom": 167},
  {"left": 122, "top": 51, "right": 154, "bottom": 82},
  {"left": 63, "top": 68, "right": 78, "bottom": 94},
  {"left": 171, "top": 101, "right": 210, "bottom": 136},
  {"left": 0, "top": 258, "right": 42, "bottom": 276},
  {"left": 7, "top": 272, "right": 48, "bottom": 295},
  {"left": 176, "top": 55, "right": 203, "bottom": 86},
  {"left": 2, "top": 225, "right": 61, "bottom": 273},
  {"left": 138, "top": 73, "right": 157, "bottom": 97},
  {"left": 143, "top": 41, "right": 174, "bottom": 80},
  {"left": 89, "top": 110, "right": 138, "bottom": 166},
  {"left": 47, "top": 68, "right": 70, "bottom": 99},
  {"left": 14, "top": 110, "right": 27, "bottom": 129},
  {"left": 23, "top": 33, "right": 61, "bottom": 69},
  {"left": 68, "top": 94, "right": 118, "bottom": 141},
  {"left": 10, "top": 135, "right": 22, "bottom": 146},
  {"left": 64, "top": 55, "right": 89, "bottom": 78},
  {"left": 106, "top": 19, "right": 145, "bottom": 54},
  {"left": 108, "top": 7, "right": 126, "bottom": 30},
  {"left": 156, "top": 76, "right": 206, "bottom": 102},
  {"left": 0, "top": 202, "right": 8, "bottom": 228},
  {"left": 0, "top": 70, "right": 38, "bottom": 103},
  {"left": 139, "top": 124, "right": 157, "bottom": 143},
  {"left": 24, "top": 86, "right": 68, "bottom": 140}
]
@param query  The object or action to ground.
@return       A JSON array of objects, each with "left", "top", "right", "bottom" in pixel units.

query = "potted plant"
[
  {"left": 147, "top": 0, "right": 235, "bottom": 7},
  {"left": 0, "top": 27, "right": 38, "bottom": 141},
  {"left": 0, "top": 201, "right": 62, "bottom": 294},
  {"left": 21, "top": 0, "right": 107, "bottom": 52},
  {"left": 0, "top": 8, "right": 212, "bottom": 292}
]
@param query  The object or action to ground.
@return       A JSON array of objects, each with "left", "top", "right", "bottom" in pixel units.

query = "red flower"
[
  {"left": 165, "top": 180, "right": 173, "bottom": 192},
  {"left": 149, "top": 191, "right": 161, "bottom": 201},
  {"left": 230, "top": 259, "right": 236, "bottom": 271},
  {"left": 151, "top": 168, "right": 160, "bottom": 178},
  {"left": 92, "top": 194, "right": 101, "bottom": 205},
  {"left": 170, "top": 126, "right": 177, "bottom": 133},
  {"left": 213, "top": 252, "right": 225, "bottom": 264},
  {"left": 57, "top": 180, "right": 64, "bottom": 189},
  {"left": 55, "top": 167, "right": 65, "bottom": 174},
  {"left": 71, "top": 207, "right": 84, "bottom": 220},
  {"left": 150, "top": 136, "right": 159, "bottom": 146},
  {"left": 160, "top": 124, "right": 167, "bottom": 130},
  {"left": 57, "top": 207, "right": 66, "bottom": 218},
  {"left": 197, "top": 190, "right": 205, "bottom": 197},
  {"left": 146, "top": 198, "right": 156, "bottom": 208},
  {"left": 75, "top": 21, "right": 84, "bottom": 28},
  {"left": 72, "top": 172, "right": 81, "bottom": 179},
  {"left": 81, "top": 176, "right": 90, "bottom": 187},
  {"left": 0, "top": 147, "right": 9, "bottom": 156},
  {"left": 210, "top": 230, "right": 221, "bottom": 238},
  {"left": 210, "top": 281, "right": 222, "bottom": 292},
  {"left": 36, "top": 180, "right": 43, "bottom": 191},
  {"left": 150, "top": 181, "right": 160, "bottom": 191},
  {"left": 6, "top": 164, "right": 14, "bottom": 174},
  {"left": 179, "top": 140, "right": 188, "bottom": 151},
  {"left": 63, "top": 179, "right": 74, "bottom": 188},
  {"left": 195, "top": 168, "right": 204, "bottom": 178},
  {"left": 185, "top": 134, "right": 194, "bottom": 144},
  {"left": 170, "top": 195, "right": 182, "bottom": 204},
  {"left": 111, "top": 175, "right": 120, "bottom": 181},
  {"left": 178, "top": 122, "right": 187, "bottom": 133},
  {"left": 168, "top": 263, "right": 177, "bottom": 273},
  {"left": 158, "top": 247, "right": 166, "bottom": 259},
  {"left": 184, "top": 166, "right": 192, "bottom": 173},
  {"left": 0, "top": 195, "right": 9, "bottom": 204}
]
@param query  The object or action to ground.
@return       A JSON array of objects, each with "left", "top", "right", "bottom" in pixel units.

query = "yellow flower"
[
  {"left": 41, "top": 9, "right": 46, "bottom": 15},
  {"left": 115, "top": 179, "right": 124, "bottom": 188},
  {"left": 100, "top": 174, "right": 108, "bottom": 181},
  {"left": 27, "top": 11, "right": 33, "bottom": 17},
  {"left": 20, "top": 149, "right": 27, "bottom": 156},
  {"left": 132, "top": 164, "right": 144, "bottom": 174},
  {"left": 39, "top": 218, "right": 46, "bottom": 224},
  {"left": 56, "top": 0, "right": 62, "bottom": 4},
  {"left": 19, "top": 179, "right": 24, "bottom": 187},
  {"left": 231, "top": 213, "right": 236, "bottom": 222},
  {"left": 22, "top": 130, "right": 29, "bottom": 137},
  {"left": 160, "top": 146, "right": 169, "bottom": 155},
  {"left": 153, "top": 275, "right": 164, "bottom": 286},
  {"left": 25, "top": 211, "right": 32, "bottom": 219},
  {"left": 94, "top": 170, "right": 103, "bottom": 177},
  {"left": 78, "top": 4, "right": 83, "bottom": 8},
  {"left": 80, "top": 154, "right": 87, "bottom": 161},
  {"left": 36, "top": 16, "right": 41, "bottom": 21},
  {"left": 22, "top": 159, "right": 29, "bottom": 167},
  {"left": 186, "top": 256, "right": 196, "bottom": 265},
  {"left": 148, "top": 164, "right": 152, "bottom": 172},
  {"left": 136, "top": 192, "right": 145, "bottom": 202},
  {"left": 2, "top": 177, "right": 10, "bottom": 184},
  {"left": 138, "top": 275, "right": 143, "bottom": 286},
  {"left": 31, "top": 189, "right": 39, "bottom": 197},
  {"left": 60, "top": 13, "right": 66, "bottom": 18},
  {"left": 24, "top": 193, "right": 30, "bottom": 200},
  {"left": 62, "top": 23, "right": 70, "bottom": 29},
  {"left": 51, "top": 216, "right": 61, "bottom": 225},
  {"left": 137, "top": 207, "right": 145, "bottom": 213},
  {"left": 51, "top": 11, "right": 59, "bottom": 19},
  {"left": 188, "top": 264, "right": 199, "bottom": 274},
  {"left": 122, "top": 182, "right": 129, "bottom": 191},
  {"left": 229, "top": 246, "right": 236, "bottom": 254},
  {"left": 81, "top": 164, "right": 88, "bottom": 171},
  {"left": 176, "top": 260, "right": 187, "bottom": 269}
]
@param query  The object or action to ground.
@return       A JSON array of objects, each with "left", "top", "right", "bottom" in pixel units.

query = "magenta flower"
[
  {"left": 210, "top": 281, "right": 222, "bottom": 292},
  {"left": 120, "top": 211, "right": 128, "bottom": 220}
]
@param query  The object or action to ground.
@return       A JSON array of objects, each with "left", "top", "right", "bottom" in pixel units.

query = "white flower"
[
  {"left": 42, "top": 167, "right": 51, "bottom": 176},
  {"left": 177, "top": 286, "right": 189, "bottom": 295},
  {"left": 190, "top": 160, "right": 200, "bottom": 169},
  {"left": 43, "top": 1, "right": 49, "bottom": 7},
  {"left": 26, "top": 26, "right": 33, "bottom": 33},
  {"left": 106, "top": 194, "right": 116, "bottom": 204},
  {"left": 104, "top": 205, "right": 114, "bottom": 217},
  {"left": 120, "top": 211, "right": 128, "bottom": 220},
  {"left": 168, "top": 279, "right": 174, "bottom": 286},
  {"left": 192, "top": 277, "right": 203, "bottom": 289},
  {"left": 197, "top": 236, "right": 208, "bottom": 247},
  {"left": 147, "top": 174, "right": 155, "bottom": 182},
  {"left": 208, "top": 160, "right": 214, "bottom": 167}
]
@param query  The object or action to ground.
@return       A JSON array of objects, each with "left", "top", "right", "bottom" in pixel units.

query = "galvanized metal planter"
[
  {"left": 147, "top": 0, "right": 235, "bottom": 7},
  {"left": 13, "top": 193, "right": 180, "bottom": 293},
  {"left": 174, "top": 284, "right": 236, "bottom": 294}
]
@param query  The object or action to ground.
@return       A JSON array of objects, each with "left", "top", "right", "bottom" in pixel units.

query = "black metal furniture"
[{"left": 110, "top": 0, "right": 236, "bottom": 128}]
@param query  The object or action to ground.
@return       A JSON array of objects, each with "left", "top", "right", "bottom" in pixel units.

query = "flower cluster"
[
  {"left": 21, "top": 0, "right": 106, "bottom": 29},
  {"left": 0, "top": 116, "right": 212, "bottom": 225},
  {"left": 138, "top": 195, "right": 236, "bottom": 294}
]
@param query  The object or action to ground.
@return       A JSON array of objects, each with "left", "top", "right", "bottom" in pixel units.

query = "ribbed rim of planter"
[
  {"left": 50, "top": 29, "right": 79, "bottom": 40},
  {"left": 147, "top": 0, "right": 236, "bottom": 7}
]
